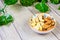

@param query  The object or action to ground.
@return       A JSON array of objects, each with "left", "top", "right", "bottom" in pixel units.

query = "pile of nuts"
[{"left": 29, "top": 14, "right": 55, "bottom": 31}]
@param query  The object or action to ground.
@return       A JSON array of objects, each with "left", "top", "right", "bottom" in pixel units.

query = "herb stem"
[{"left": 2, "top": 4, "right": 7, "bottom": 14}]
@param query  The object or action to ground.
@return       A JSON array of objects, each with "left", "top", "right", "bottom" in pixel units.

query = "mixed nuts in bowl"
[{"left": 29, "top": 13, "right": 56, "bottom": 34}]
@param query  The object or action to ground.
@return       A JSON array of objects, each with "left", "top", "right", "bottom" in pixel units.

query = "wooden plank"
[
  {"left": 47, "top": 2, "right": 60, "bottom": 20},
  {"left": 0, "top": 24, "right": 21, "bottom": 40},
  {"left": 0, "top": 0, "right": 4, "bottom": 9},
  {"left": 27, "top": 5, "right": 60, "bottom": 40},
  {"left": 47, "top": 1, "right": 60, "bottom": 12},
  {"left": 0, "top": 1, "right": 21, "bottom": 40},
  {"left": 0, "top": 20, "right": 21, "bottom": 39},
  {"left": 28, "top": 8, "right": 60, "bottom": 40},
  {"left": 6, "top": 5, "right": 58, "bottom": 40},
  {"left": 27, "top": 6, "right": 60, "bottom": 40},
  {"left": 0, "top": 34, "right": 2, "bottom": 40},
  {"left": 48, "top": 9, "right": 60, "bottom": 40},
  {"left": 47, "top": 2, "right": 60, "bottom": 40}
]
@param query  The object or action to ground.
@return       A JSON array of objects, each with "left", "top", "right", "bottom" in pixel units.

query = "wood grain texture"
[
  {"left": 0, "top": 1, "right": 21, "bottom": 40},
  {"left": 5, "top": 5, "right": 58, "bottom": 40},
  {"left": 47, "top": 2, "right": 60, "bottom": 20},
  {"left": 27, "top": 5, "right": 60, "bottom": 40},
  {"left": 47, "top": 2, "right": 60, "bottom": 40},
  {"left": 0, "top": 24, "right": 21, "bottom": 40}
]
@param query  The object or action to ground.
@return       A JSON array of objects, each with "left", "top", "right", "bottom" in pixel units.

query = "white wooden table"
[{"left": 0, "top": 1, "right": 60, "bottom": 40}]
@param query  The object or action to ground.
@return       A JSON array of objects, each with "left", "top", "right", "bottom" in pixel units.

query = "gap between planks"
[
  {"left": 5, "top": 5, "right": 58, "bottom": 40},
  {"left": 27, "top": 6, "right": 59, "bottom": 40}
]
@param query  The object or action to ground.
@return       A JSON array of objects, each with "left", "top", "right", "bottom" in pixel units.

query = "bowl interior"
[{"left": 29, "top": 13, "right": 56, "bottom": 34}]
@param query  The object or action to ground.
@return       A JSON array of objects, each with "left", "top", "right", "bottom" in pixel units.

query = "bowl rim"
[{"left": 28, "top": 13, "right": 56, "bottom": 34}]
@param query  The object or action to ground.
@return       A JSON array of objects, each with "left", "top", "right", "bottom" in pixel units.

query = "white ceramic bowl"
[{"left": 29, "top": 13, "right": 56, "bottom": 34}]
